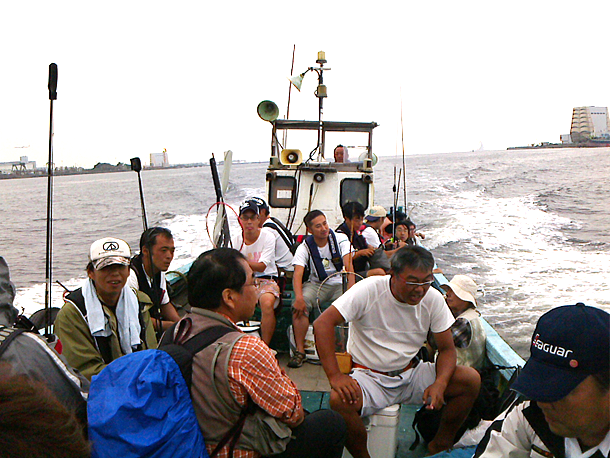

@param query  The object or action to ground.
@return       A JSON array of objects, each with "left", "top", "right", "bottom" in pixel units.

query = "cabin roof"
[{"left": 273, "top": 119, "right": 378, "bottom": 133}]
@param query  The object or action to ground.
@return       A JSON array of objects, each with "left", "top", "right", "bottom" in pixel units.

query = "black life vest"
[
  {"left": 130, "top": 254, "right": 163, "bottom": 320},
  {"left": 336, "top": 222, "right": 368, "bottom": 272}
]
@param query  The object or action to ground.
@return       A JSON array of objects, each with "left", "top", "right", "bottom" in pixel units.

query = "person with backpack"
[
  {"left": 250, "top": 197, "right": 295, "bottom": 277},
  {"left": 289, "top": 210, "right": 355, "bottom": 368},
  {"left": 475, "top": 303, "right": 609, "bottom": 458},
  {"left": 231, "top": 200, "right": 281, "bottom": 346},
  {"left": 0, "top": 256, "right": 89, "bottom": 428},
  {"left": 54, "top": 237, "right": 157, "bottom": 380},
  {"left": 178, "top": 248, "right": 346, "bottom": 458}
]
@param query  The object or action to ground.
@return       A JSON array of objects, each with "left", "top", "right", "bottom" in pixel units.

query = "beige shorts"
[{"left": 258, "top": 278, "right": 280, "bottom": 309}]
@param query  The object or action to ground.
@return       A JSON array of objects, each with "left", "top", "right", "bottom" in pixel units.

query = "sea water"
[{"left": 1, "top": 147, "right": 608, "bottom": 357}]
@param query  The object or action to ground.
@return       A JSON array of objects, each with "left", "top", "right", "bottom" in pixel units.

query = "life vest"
[
  {"left": 336, "top": 222, "right": 368, "bottom": 272},
  {"left": 304, "top": 230, "right": 343, "bottom": 281},
  {"left": 130, "top": 254, "right": 162, "bottom": 320}
]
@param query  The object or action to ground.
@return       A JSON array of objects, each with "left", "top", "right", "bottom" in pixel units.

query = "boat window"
[
  {"left": 340, "top": 178, "right": 369, "bottom": 209},
  {"left": 268, "top": 176, "right": 297, "bottom": 208}
]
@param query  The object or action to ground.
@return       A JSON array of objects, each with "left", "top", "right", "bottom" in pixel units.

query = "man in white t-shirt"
[
  {"left": 250, "top": 197, "right": 294, "bottom": 274},
  {"left": 289, "top": 210, "right": 355, "bottom": 368},
  {"left": 314, "top": 246, "right": 481, "bottom": 457},
  {"left": 231, "top": 200, "right": 280, "bottom": 345},
  {"left": 127, "top": 227, "right": 180, "bottom": 339}
]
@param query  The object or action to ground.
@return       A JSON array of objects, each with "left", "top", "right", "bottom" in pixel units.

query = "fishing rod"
[
  {"left": 400, "top": 91, "right": 408, "bottom": 211},
  {"left": 44, "top": 63, "right": 57, "bottom": 338},
  {"left": 129, "top": 157, "right": 165, "bottom": 336},
  {"left": 130, "top": 157, "right": 148, "bottom": 231},
  {"left": 392, "top": 166, "right": 397, "bottom": 243},
  {"left": 209, "top": 153, "right": 231, "bottom": 248},
  {"left": 283, "top": 44, "right": 296, "bottom": 148}
]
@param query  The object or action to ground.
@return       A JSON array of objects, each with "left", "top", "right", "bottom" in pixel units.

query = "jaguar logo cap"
[
  {"left": 512, "top": 303, "right": 609, "bottom": 402},
  {"left": 89, "top": 237, "right": 131, "bottom": 270}
]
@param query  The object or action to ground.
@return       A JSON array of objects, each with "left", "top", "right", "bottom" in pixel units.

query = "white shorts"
[{"left": 350, "top": 361, "right": 437, "bottom": 417}]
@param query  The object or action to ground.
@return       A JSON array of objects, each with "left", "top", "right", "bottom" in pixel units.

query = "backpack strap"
[
  {"left": 0, "top": 325, "right": 26, "bottom": 359},
  {"left": 264, "top": 217, "right": 295, "bottom": 251},
  {"left": 65, "top": 288, "right": 118, "bottom": 365},
  {"left": 159, "top": 323, "right": 235, "bottom": 388}
]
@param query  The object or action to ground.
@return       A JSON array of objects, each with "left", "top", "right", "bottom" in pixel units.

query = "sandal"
[{"left": 288, "top": 351, "right": 307, "bottom": 368}]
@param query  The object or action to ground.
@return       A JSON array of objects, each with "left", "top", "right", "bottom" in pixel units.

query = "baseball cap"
[
  {"left": 365, "top": 205, "right": 387, "bottom": 222},
  {"left": 441, "top": 275, "right": 478, "bottom": 307},
  {"left": 512, "top": 303, "right": 610, "bottom": 402},
  {"left": 89, "top": 237, "right": 131, "bottom": 270},
  {"left": 249, "top": 197, "right": 269, "bottom": 212},
  {"left": 239, "top": 200, "right": 259, "bottom": 217}
]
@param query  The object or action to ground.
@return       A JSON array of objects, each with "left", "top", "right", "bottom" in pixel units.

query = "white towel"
[{"left": 82, "top": 278, "right": 142, "bottom": 355}]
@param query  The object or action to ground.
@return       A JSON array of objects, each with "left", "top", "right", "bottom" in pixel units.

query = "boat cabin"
[{"left": 265, "top": 119, "right": 378, "bottom": 234}]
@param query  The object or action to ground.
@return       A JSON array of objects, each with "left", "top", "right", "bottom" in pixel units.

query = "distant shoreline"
[{"left": 0, "top": 162, "right": 208, "bottom": 180}]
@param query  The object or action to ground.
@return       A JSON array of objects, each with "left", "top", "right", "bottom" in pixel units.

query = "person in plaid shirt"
[{"left": 183, "top": 248, "right": 346, "bottom": 458}]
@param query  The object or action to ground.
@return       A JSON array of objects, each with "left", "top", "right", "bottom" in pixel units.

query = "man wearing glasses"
[{"left": 314, "top": 246, "right": 481, "bottom": 458}]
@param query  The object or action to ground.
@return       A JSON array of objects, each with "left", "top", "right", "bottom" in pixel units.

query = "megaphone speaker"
[
  {"left": 257, "top": 100, "right": 279, "bottom": 122},
  {"left": 280, "top": 149, "right": 302, "bottom": 166}
]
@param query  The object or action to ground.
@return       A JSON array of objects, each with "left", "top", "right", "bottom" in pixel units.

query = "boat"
[{"left": 166, "top": 52, "right": 526, "bottom": 458}]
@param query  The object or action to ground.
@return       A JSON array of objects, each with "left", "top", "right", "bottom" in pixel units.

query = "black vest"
[{"left": 130, "top": 254, "right": 162, "bottom": 320}]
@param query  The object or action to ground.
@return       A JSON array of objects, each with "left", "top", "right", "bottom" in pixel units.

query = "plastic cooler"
[{"left": 342, "top": 404, "right": 401, "bottom": 458}]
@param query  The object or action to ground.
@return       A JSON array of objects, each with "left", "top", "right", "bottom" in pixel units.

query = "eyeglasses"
[
  {"left": 243, "top": 278, "right": 261, "bottom": 288},
  {"left": 395, "top": 273, "right": 434, "bottom": 288}
]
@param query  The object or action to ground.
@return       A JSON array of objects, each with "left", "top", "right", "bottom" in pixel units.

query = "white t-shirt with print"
[
  {"left": 292, "top": 231, "right": 353, "bottom": 286},
  {"left": 232, "top": 229, "right": 278, "bottom": 277},
  {"left": 334, "top": 276, "right": 454, "bottom": 372}
]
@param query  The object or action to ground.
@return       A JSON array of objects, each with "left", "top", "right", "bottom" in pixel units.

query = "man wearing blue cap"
[{"left": 475, "top": 303, "right": 609, "bottom": 458}]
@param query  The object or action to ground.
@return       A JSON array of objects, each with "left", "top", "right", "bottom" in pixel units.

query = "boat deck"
[{"left": 278, "top": 354, "right": 434, "bottom": 458}]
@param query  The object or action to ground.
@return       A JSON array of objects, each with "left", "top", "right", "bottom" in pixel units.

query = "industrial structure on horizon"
[{"left": 0, "top": 156, "right": 37, "bottom": 174}]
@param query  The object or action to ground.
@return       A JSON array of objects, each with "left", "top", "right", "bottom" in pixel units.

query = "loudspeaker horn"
[
  {"left": 280, "top": 149, "right": 302, "bottom": 166},
  {"left": 257, "top": 100, "right": 279, "bottom": 122}
]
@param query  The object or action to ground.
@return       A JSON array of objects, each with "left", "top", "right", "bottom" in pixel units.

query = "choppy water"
[{"left": 1, "top": 147, "right": 609, "bottom": 357}]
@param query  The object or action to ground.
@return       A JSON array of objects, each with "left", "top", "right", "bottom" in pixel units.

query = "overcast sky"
[{"left": 1, "top": 0, "right": 609, "bottom": 168}]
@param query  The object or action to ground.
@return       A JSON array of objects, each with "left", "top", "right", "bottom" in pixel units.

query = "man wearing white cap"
[
  {"left": 440, "top": 275, "right": 486, "bottom": 369},
  {"left": 362, "top": 205, "right": 396, "bottom": 272},
  {"left": 54, "top": 237, "right": 158, "bottom": 380}
]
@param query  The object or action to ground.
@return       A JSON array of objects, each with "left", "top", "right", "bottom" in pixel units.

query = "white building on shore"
[
  {"left": 569, "top": 106, "right": 610, "bottom": 143},
  {"left": 150, "top": 149, "right": 169, "bottom": 168}
]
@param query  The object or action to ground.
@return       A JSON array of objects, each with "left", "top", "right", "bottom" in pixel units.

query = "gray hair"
[{"left": 390, "top": 246, "right": 435, "bottom": 274}]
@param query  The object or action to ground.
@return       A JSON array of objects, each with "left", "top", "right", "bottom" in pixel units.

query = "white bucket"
[
  {"left": 342, "top": 404, "right": 401, "bottom": 458},
  {"left": 288, "top": 324, "right": 319, "bottom": 361},
  {"left": 236, "top": 321, "right": 261, "bottom": 338}
]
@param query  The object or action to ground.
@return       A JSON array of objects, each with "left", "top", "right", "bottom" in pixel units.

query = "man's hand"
[
  {"left": 422, "top": 380, "right": 447, "bottom": 410},
  {"left": 357, "top": 247, "right": 375, "bottom": 258},
  {"left": 292, "top": 297, "right": 309, "bottom": 318},
  {"left": 329, "top": 373, "right": 361, "bottom": 405}
]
